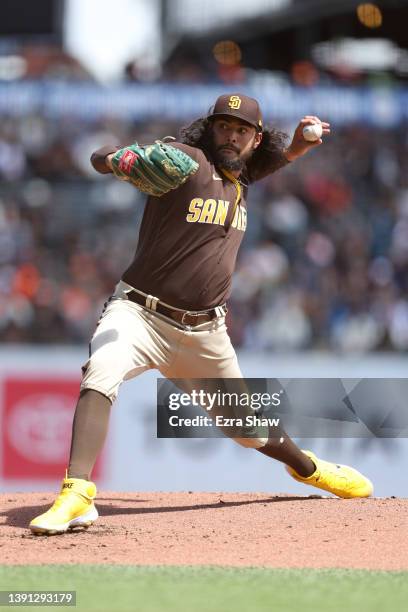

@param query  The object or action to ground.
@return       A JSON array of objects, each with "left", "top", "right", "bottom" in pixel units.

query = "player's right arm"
[
  {"left": 90, "top": 145, "right": 120, "bottom": 174},
  {"left": 105, "top": 153, "right": 114, "bottom": 170},
  {"left": 90, "top": 141, "right": 201, "bottom": 174},
  {"left": 90, "top": 141, "right": 199, "bottom": 196}
]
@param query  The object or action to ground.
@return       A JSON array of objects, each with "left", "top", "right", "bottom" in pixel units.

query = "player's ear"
[{"left": 253, "top": 130, "right": 262, "bottom": 150}]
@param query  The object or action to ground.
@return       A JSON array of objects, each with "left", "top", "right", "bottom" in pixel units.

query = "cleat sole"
[{"left": 29, "top": 507, "right": 98, "bottom": 536}]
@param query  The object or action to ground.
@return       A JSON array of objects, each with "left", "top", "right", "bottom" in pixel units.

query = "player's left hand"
[{"left": 284, "top": 116, "right": 330, "bottom": 162}]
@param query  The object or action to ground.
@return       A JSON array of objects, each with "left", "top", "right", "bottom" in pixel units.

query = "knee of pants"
[
  {"left": 80, "top": 350, "right": 134, "bottom": 403},
  {"left": 234, "top": 436, "right": 268, "bottom": 449}
]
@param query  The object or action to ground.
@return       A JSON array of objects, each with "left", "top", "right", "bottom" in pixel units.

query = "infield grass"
[{"left": 0, "top": 565, "right": 407, "bottom": 612}]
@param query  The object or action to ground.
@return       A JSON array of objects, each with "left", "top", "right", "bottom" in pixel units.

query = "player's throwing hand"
[{"left": 284, "top": 115, "right": 331, "bottom": 161}]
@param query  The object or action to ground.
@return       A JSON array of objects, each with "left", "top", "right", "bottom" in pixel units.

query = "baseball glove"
[{"left": 110, "top": 141, "right": 199, "bottom": 197}]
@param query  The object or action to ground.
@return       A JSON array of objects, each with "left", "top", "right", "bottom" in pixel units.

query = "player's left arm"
[
  {"left": 283, "top": 115, "right": 331, "bottom": 161},
  {"left": 247, "top": 115, "right": 330, "bottom": 183}
]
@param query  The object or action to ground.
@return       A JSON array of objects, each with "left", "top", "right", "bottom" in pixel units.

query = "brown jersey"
[{"left": 91, "top": 142, "right": 288, "bottom": 310}]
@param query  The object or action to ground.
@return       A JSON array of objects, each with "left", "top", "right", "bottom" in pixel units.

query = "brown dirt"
[{"left": 1, "top": 492, "right": 407, "bottom": 569}]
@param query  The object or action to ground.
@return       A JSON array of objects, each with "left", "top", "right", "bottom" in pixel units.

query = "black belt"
[{"left": 125, "top": 290, "right": 226, "bottom": 327}]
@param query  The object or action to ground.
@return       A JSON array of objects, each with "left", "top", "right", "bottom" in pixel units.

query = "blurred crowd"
[{"left": 1, "top": 109, "right": 408, "bottom": 352}]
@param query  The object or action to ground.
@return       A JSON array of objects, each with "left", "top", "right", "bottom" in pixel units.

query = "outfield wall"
[{"left": 0, "top": 346, "right": 406, "bottom": 497}]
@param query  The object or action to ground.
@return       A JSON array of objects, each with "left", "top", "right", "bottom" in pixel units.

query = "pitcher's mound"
[{"left": 1, "top": 492, "right": 407, "bottom": 570}]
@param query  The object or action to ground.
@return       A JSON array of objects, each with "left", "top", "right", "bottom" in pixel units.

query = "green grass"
[{"left": 0, "top": 565, "right": 407, "bottom": 612}]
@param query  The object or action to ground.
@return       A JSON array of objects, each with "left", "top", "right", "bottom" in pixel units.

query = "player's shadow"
[
  {"left": 95, "top": 495, "right": 323, "bottom": 517},
  {"left": 2, "top": 495, "right": 323, "bottom": 528}
]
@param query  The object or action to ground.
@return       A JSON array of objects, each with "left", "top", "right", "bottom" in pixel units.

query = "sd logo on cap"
[
  {"left": 208, "top": 93, "right": 263, "bottom": 131},
  {"left": 228, "top": 95, "right": 242, "bottom": 110}
]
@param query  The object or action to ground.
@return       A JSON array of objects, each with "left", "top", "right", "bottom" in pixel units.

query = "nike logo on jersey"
[{"left": 212, "top": 173, "right": 223, "bottom": 181}]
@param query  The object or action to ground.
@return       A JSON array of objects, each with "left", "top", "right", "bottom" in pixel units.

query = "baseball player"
[{"left": 30, "top": 94, "right": 373, "bottom": 535}]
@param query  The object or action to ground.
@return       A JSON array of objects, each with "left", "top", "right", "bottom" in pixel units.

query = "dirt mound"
[{"left": 1, "top": 492, "right": 406, "bottom": 569}]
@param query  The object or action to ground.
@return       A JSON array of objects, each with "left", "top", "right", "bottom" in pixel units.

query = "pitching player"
[{"left": 30, "top": 94, "right": 373, "bottom": 535}]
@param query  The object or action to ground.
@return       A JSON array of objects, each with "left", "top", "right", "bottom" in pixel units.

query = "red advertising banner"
[{"left": 2, "top": 377, "right": 104, "bottom": 479}]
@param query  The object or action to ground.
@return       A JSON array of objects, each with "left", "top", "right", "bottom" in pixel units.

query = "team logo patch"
[
  {"left": 119, "top": 149, "right": 138, "bottom": 173},
  {"left": 228, "top": 95, "right": 241, "bottom": 110}
]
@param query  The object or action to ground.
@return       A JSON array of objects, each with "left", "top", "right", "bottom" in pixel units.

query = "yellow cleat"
[
  {"left": 286, "top": 450, "right": 373, "bottom": 499},
  {"left": 29, "top": 476, "right": 98, "bottom": 535}
]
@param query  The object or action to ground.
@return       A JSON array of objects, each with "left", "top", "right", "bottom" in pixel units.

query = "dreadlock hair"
[
  {"left": 179, "top": 117, "right": 213, "bottom": 154},
  {"left": 179, "top": 116, "right": 289, "bottom": 182}
]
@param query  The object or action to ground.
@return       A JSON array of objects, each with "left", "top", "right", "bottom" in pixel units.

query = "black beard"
[
  {"left": 211, "top": 143, "right": 249, "bottom": 171},
  {"left": 214, "top": 151, "right": 246, "bottom": 171}
]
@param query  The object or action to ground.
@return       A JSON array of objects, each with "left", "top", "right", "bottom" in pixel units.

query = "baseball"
[{"left": 302, "top": 123, "right": 323, "bottom": 142}]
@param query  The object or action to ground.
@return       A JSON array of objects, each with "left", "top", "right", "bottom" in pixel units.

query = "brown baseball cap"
[{"left": 208, "top": 93, "right": 263, "bottom": 131}]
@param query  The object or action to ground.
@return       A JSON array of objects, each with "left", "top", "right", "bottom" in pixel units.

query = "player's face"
[{"left": 211, "top": 117, "right": 262, "bottom": 171}]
